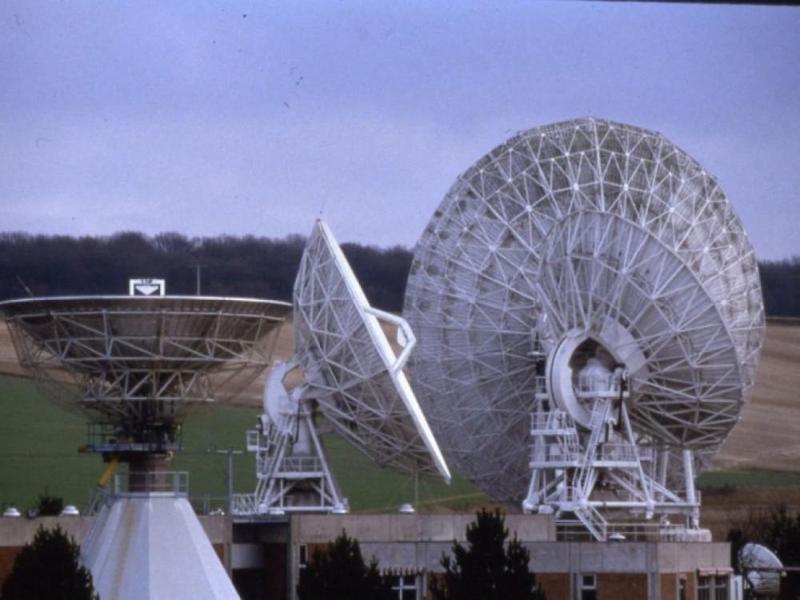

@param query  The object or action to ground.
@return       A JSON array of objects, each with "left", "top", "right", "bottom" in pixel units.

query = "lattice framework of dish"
[
  {"left": 1, "top": 296, "right": 290, "bottom": 427},
  {"left": 404, "top": 118, "right": 764, "bottom": 503},
  {"left": 294, "top": 220, "right": 450, "bottom": 481}
]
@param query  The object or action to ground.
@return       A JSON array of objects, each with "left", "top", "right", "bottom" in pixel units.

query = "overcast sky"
[{"left": 1, "top": 1, "right": 798, "bottom": 259}]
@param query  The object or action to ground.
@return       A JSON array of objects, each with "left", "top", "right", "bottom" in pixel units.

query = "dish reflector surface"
[
  {"left": 404, "top": 118, "right": 764, "bottom": 502},
  {"left": 0, "top": 295, "right": 289, "bottom": 422},
  {"left": 739, "top": 543, "right": 783, "bottom": 596},
  {"left": 294, "top": 220, "right": 450, "bottom": 481}
]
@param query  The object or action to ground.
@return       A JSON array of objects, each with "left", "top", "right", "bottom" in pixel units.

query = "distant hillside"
[{"left": 0, "top": 232, "right": 797, "bottom": 316}]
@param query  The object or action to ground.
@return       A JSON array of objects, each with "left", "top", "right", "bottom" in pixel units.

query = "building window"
[
  {"left": 714, "top": 575, "right": 729, "bottom": 600},
  {"left": 298, "top": 544, "right": 308, "bottom": 570},
  {"left": 679, "top": 577, "right": 687, "bottom": 600},
  {"left": 697, "top": 574, "right": 728, "bottom": 600},
  {"left": 580, "top": 573, "right": 596, "bottom": 600},
  {"left": 698, "top": 575, "right": 710, "bottom": 600},
  {"left": 389, "top": 574, "right": 418, "bottom": 600}
]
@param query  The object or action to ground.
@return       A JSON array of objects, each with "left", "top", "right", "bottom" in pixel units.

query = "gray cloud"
[{"left": 1, "top": 1, "right": 798, "bottom": 258}]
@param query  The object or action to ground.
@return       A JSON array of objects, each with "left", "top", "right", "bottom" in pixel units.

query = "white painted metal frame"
[
  {"left": 233, "top": 361, "right": 347, "bottom": 515},
  {"left": 404, "top": 118, "right": 764, "bottom": 534},
  {"left": 1, "top": 296, "right": 289, "bottom": 428},
  {"left": 294, "top": 220, "right": 450, "bottom": 481},
  {"left": 238, "top": 219, "right": 450, "bottom": 515},
  {"left": 523, "top": 393, "right": 702, "bottom": 541}
]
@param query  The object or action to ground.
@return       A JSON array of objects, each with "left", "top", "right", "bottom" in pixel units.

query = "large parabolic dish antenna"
[
  {"left": 235, "top": 219, "right": 449, "bottom": 515},
  {"left": 295, "top": 220, "right": 450, "bottom": 480},
  {"left": 1, "top": 294, "right": 290, "bottom": 599},
  {"left": 404, "top": 118, "right": 764, "bottom": 508},
  {"left": 1, "top": 296, "right": 289, "bottom": 433}
]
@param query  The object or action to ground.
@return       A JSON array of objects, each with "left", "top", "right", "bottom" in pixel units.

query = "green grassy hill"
[
  {"left": 0, "top": 375, "right": 482, "bottom": 513},
  {"left": 6, "top": 372, "right": 794, "bottom": 518}
]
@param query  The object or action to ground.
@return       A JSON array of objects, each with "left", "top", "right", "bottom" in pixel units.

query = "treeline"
[
  {"left": 0, "top": 232, "right": 411, "bottom": 313},
  {"left": 758, "top": 256, "right": 800, "bottom": 318},
  {"left": 0, "top": 232, "right": 798, "bottom": 316}
]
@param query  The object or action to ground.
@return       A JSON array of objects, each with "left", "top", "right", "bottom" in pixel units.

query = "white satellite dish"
[
  {"left": 739, "top": 543, "right": 783, "bottom": 596},
  {"left": 404, "top": 118, "right": 765, "bottom": 539},
  {"left": 0, "top": 295, "right": 290, "bottom": 599},
  {"left": 234, "top": 219, "right": 450, "bottom": 515}
]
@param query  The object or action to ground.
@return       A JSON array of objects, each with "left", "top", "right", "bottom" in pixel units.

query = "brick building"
[{"left": 0, "top": 511, "right": 735, "bottom": 600}]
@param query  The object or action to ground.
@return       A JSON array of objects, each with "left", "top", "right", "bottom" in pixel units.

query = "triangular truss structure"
[
  {"left": 233, "top": 363, "right": 347, "bottom": 515},
  {"left": 523, "top": 376, "right": 702, "bottom": 541},
  {"left": 234, "top": 220, "right": 450, "bottom": 515},
  {"left": 403, "top": 118, "right": 765, "bottom": 538}
]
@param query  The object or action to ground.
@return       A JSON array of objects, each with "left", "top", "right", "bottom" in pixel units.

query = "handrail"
[{"left": 112, "top": 471, "right": 189, "bottom": 496}]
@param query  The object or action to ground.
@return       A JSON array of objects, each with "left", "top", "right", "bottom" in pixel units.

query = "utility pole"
[
  {"left": 195, "top": 264, "right": 204, "bottom": 295},
  {"left": 209, "top": 447, "right": 243, "bottom": 514}
]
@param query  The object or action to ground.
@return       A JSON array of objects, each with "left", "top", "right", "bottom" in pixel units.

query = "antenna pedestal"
[
  {"left": 523, "top": 319, "right": 707, "bottom": 541},
  {"left": 127, "top": 458, "right": 172, "bottom": 493},
  {"left": 236, "top": 220, "right": 452, "bottom": 515},
  {"left": 80, "top": 422, "right": 181, "bottom": 493},
  {"left": 234, "top": 361, "right": 347, "bottom": 515},
  {"left": 523, "top": 384, "right": 704, "bottom": 541},
  {"left": 234, "top": 403, "right": 347, "bottom": 515},
  {"left": 82, "top": 471, "right": 240, "bottom": 599}
]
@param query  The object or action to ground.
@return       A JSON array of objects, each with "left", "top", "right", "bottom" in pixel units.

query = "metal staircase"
[{"left": 523, "top": 368, "right": 701, "bottom": 541}]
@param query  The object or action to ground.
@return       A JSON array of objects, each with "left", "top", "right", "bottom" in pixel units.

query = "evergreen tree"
[
  {"left": 2, "top": 525, "right": 98, "bottom": 600},
  {"left": 297, "top": 530, "right": 392, "bottom": 600},
  {"left": 34, "top": 488, "right": 64, "bottom": 516},
  {"left": 432, "top": 508, "right": 546, "bottom": 600}
]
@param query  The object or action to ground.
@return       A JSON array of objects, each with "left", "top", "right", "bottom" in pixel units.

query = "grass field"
[
  {"left": 3, "top": 320, "right": 800, "bottom": 473},
  {"left": 5, "top": 367, "right": 800, "bottom": 520},
  {"left": 1, "top": 320, "right": 799, "bottom": 520},
  {"left": 0, "top": 374, "right": 483, "bottom": 513},
  {"left": 0, "top": 373, "right": 260, "bottom": 511}
]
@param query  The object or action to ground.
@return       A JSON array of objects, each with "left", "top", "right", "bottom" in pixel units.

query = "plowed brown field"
[{"left": 715, "top": 322, "right": 800, "bottom": 472}]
